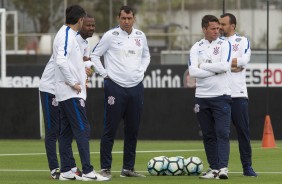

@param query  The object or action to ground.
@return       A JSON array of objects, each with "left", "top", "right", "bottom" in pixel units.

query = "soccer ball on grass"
[
  {"left": 147, "top": 156, "right": 166, "bottom": 175},
  {"left": 164, "top": 156, "right": 184, "bottom": 176},
  {"left": 183, "top": 156, "right": 203, "bottom": 175}
]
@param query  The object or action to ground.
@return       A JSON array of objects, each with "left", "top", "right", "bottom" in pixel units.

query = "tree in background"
[{"left": 10, "top": 0, "right": 64, "bottom": 33}]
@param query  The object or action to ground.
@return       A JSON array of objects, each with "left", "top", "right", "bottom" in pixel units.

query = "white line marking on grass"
[
  {"left": 0, "top": 149, "right": 205, "bottom": 156},
  {"left": 0, "top": 169, "right": 282, "bottom": 174},
  {"left": 1, "top": 147, "right": 280, "bottom": 156}
]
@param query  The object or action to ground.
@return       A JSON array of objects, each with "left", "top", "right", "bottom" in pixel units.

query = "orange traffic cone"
[{"left": 262, "top": 115, "right": 276, "bottom": 148}]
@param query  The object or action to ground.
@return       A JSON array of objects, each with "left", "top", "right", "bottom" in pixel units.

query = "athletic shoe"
[
  {"left": 82, "top": 170, "right": 110, "bottom": 181},
  {"left": 50, "top": 168, "right": 60, "bottom": 179},
  {"left": 59, "top": 170, "right": 82, "bottom": 181},
  {"left": 120, "top": 169, "right": 146, "bottom": 177},
  {"left": 218, "top": 167, "right": 228, "bottom": 179},
  {"left": 243, "top": 166, "right": 258, "bottom": 177},
  {"left": 72, "top": 167, "right": 82, "bottom": 177},
  {"left": 100, "top": 169, "right": 112, "bottom": 179},
  {"left": 199, "top": 168, "right": 218, "bottom": 179}
]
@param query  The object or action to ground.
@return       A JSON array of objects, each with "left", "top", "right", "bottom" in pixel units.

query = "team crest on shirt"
[
  {"left": 213, "top": 47, "right": 220, "bottom": 55},
  {"left": 232, "top": 44, "right": 239, "bottom": 52},
  {"left": 235, "top": 38, "right": 242, "bottom": 42},
  {"left": 194, "top": 104, "right": 200, "bottom": 113},
  {"left": 108, "top": 96, "right": 115, "bottom": 105},
  {"left": 52, "top": 98, "right": 58, "bottom": 107},
  {"left": 80, "top": 99, "right": 85, "bottom": 107},
  {"left": 135, "top": 39, "right": 141, "bottom": 47}
]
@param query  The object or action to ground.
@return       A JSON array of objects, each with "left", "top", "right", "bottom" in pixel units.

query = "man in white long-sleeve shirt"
[
  {"left": 219, "top": 13, "right": 257, "bottom": 177},
  {"left": 189, "top": 15, "right": 232, "bottom": 179},
  {"left": 90, "top": 5, "right": 150, "bottom": 179},
  {"left": 51, "top": 5, "right": 108, "bottom": 181},
  {"left": 39, "top": 13, "right": 96, "bottom": 180}
]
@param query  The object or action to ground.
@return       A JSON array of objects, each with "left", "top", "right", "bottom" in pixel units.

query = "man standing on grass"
[
  {"left": 39, "top": 13, "right": 96, "bottom": 180},
  {"left": 52, "top": 5, "right": 108, "bottom": 181},
  {"left": 90, "top": 5, "right": 150, "bottom": 179},
  {"left": 189, "top": 14, "right": 232, "bottom": 179},
  {"left": 219, "top": 13, "right": 257, "bottom": 177}
]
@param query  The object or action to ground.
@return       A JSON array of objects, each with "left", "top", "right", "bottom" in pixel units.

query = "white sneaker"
[
  {"left": 218, "top": 167, "right": 228, "bottom": 179},
  {"left": 199, "top": 168, "right": 218, "bottom": 179},
  {"left": 82, "top": 170, "right": 110, "bottom": 181},
  {"left": 59, "top": 170, "right": 82, "bottom": 180}
]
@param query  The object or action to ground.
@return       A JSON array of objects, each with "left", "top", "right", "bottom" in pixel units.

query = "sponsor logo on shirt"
[
  {"left": 128, "top": 50, "right": 136, "bottom": 55},
  {"left": 217, "top": 40, "right": 223, "bottom": 45},
  {"left": 112, "top": 31, "right": 119, "bottom": 36},
  {"left": 136, "top": 31, "right": 142, "bottom": 35}
]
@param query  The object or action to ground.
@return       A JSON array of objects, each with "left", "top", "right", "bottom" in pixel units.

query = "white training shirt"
[
  {"left": 90, "top": 26, "right": 150, "bottom": 88},
  {"left": 39, "top": 31, "right": 89, "bottom": 96},
  {"left": 189, "top": 37, "right": 232, "bottom": 98},
  {"left": 76, "top": 33, "right": 89, "bottom": 58},
  {"left": 52, "top": 25, "right": 87, "bottom": 101},
  {"left": 39, "top": 55, "right": 56, "bottom": 94},
  {"left": 221, "top": 34, "right": 250, "bottom": 98}
]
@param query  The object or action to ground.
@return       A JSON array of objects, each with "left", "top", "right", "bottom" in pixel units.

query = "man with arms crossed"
[
  {"left": 219, "top": 13, "right": 257, "bottom": 177},
  {"left": 90, "top": 5, "right": 150, "bottom": 179},
  {"left": 189, "top": 15, "right": 232, "bottom": 179}
]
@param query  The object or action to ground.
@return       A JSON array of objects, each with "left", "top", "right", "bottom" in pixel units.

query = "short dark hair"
[
  {"left": 65, "top": 5, "right": 86, "bottom": 24},
  {"left": 85, "top": 14, "right": 94, "bottom": 19},
  {"left": 201, "top": 15, "right": 219, "bottom": 28},
  {"left": 118, "top": 5, "right": 135, "bottom": 17},
  {"left": 220, "top": 13, "right": 237, "bottom": 29}
]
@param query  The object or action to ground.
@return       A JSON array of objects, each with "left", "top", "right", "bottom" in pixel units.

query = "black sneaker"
[
  {"left": 243, "top": 166, "right": 258, "bottom": 177},
  {"left": 100, "top": 169, "right": 112, "bottom": 179},
  {"left": 51, "top": 168, "right": 60, "bottom": 179},
  {"left": 120, "top": 169, "right": 146, "bottom": 177}
]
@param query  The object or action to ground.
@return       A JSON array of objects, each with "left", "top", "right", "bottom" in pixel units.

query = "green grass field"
[{"left": 0, "top": 140, "right": 281, "bottom": 184}]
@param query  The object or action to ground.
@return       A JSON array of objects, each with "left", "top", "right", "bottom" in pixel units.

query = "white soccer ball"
[
  {"left": 164, "top": 156, "right": 184, "bottom": 176},
  {"left": 183, "top": 156, "right": 204, "bottom": 175},
  {"left": 147, "top": 156, "right": 166, "bottom": 176}
]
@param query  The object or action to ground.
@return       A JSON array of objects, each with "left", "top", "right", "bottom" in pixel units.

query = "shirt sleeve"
[
  {"left": 237, "top": 37, "right": 251, "bottom": 68},
  {"left": 200, "top": 41, "right": 232, "bottom": 74},
  {"left": 141, "top": 34, "right": 150, "bottom": 72},
  {"left": 90, "top": 32, "right": 110, "bottom": 78},
  {"left": 189, "top": 43, "right": 216, "bottom": 79},
  {"left": 55, "top": 35, "right": 76, "bottom": 86}
]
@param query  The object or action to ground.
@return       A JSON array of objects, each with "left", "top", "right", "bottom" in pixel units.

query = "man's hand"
[
  {"left": 71, "top": 83, "right": 81, "bottom": 94},
  {"left": 231, "top": 67, "right": 244, "bottom": 73},
  {"left": 85, "top": 67, "right": 93, "bottom": 77}
]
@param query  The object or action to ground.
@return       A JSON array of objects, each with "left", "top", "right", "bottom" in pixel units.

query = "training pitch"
[{"left": 0, "top": 140, "right": 281, "bottom": 184}]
